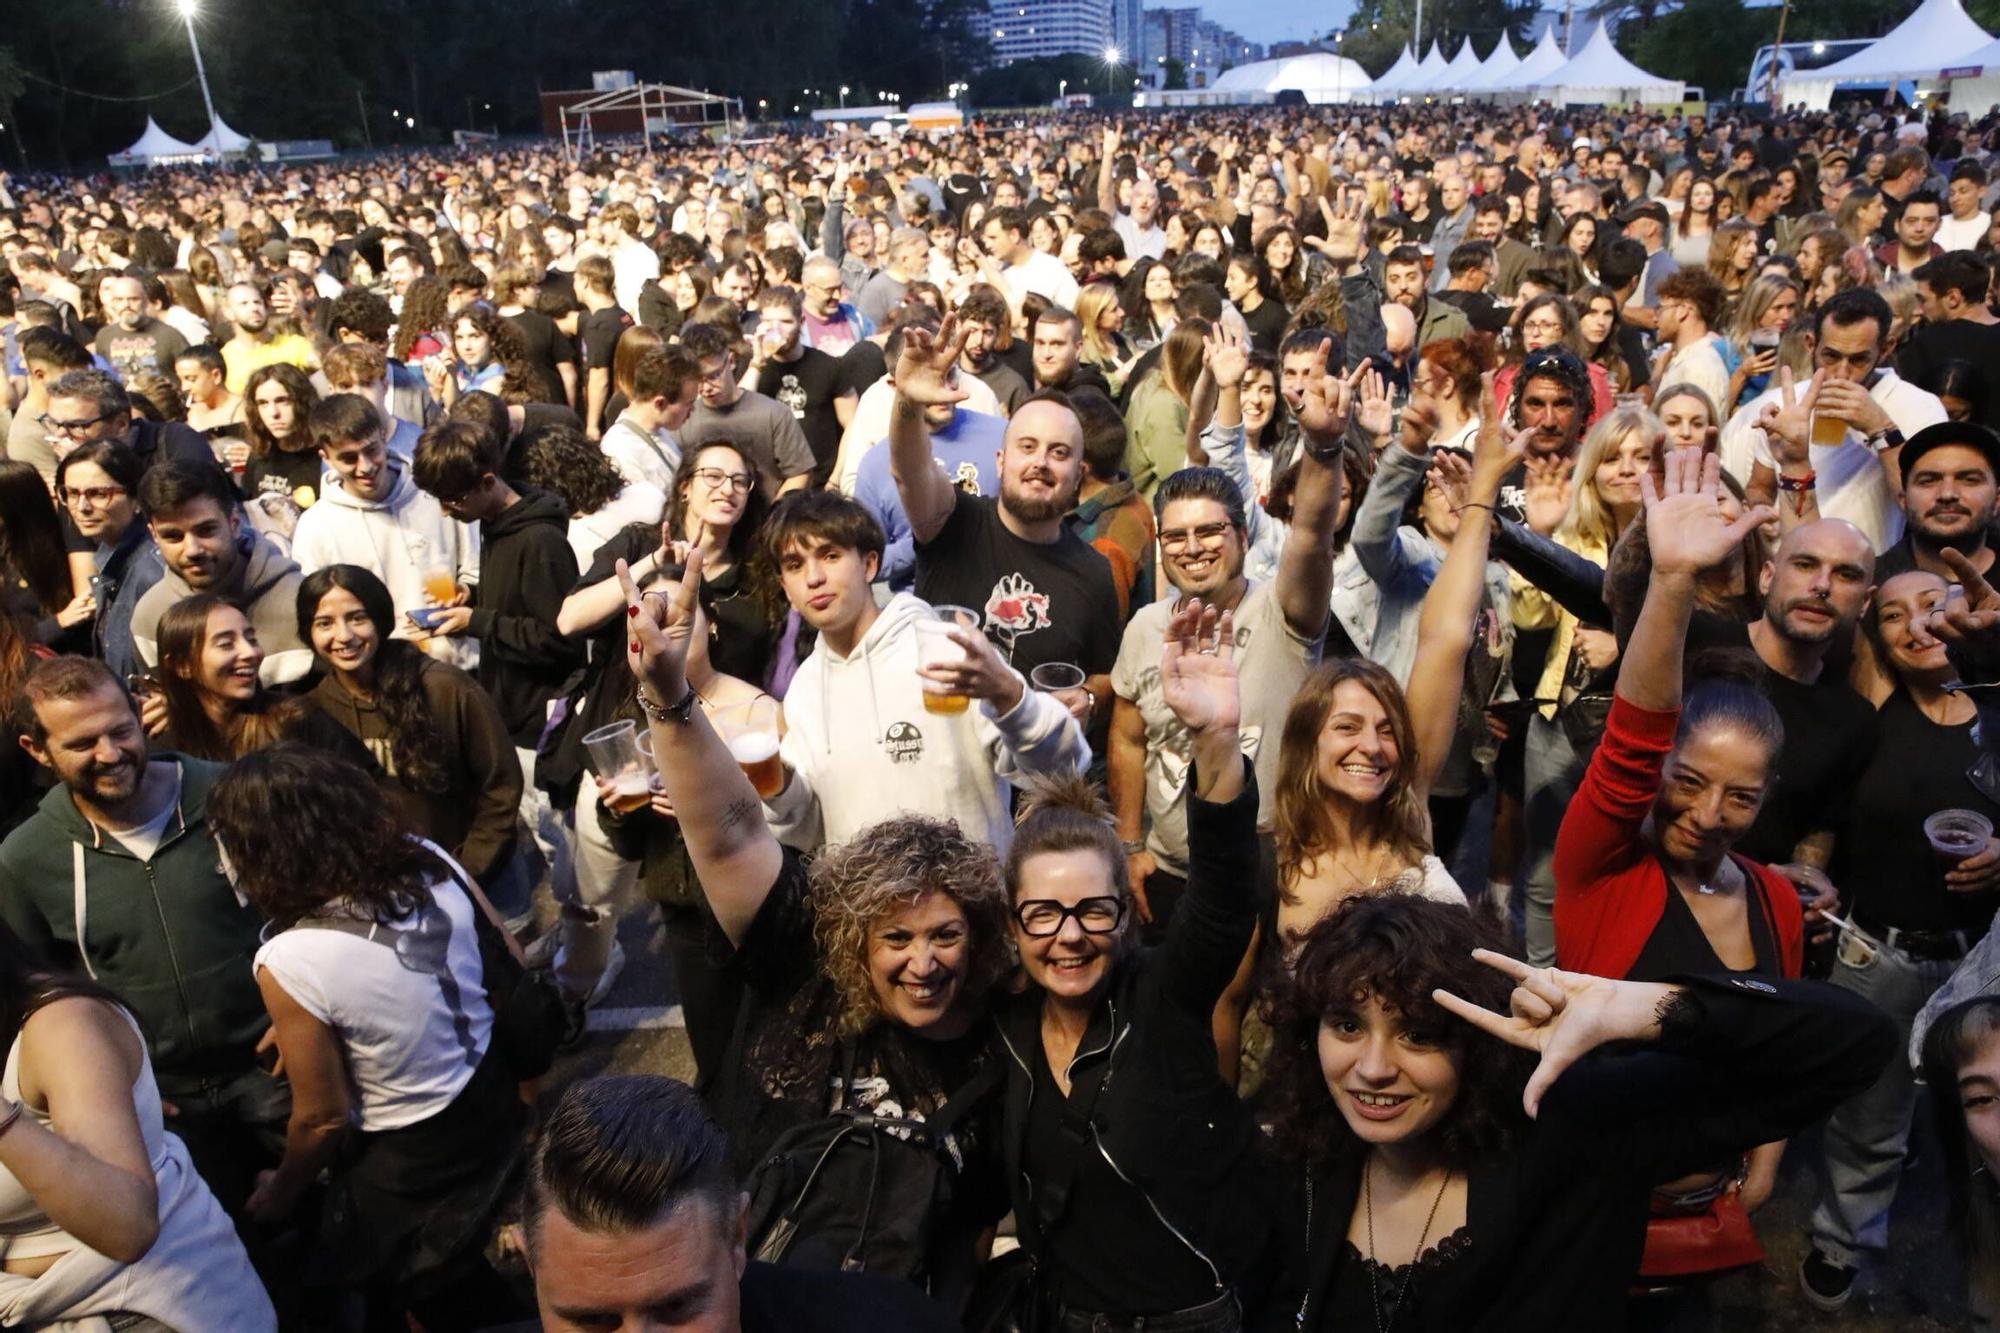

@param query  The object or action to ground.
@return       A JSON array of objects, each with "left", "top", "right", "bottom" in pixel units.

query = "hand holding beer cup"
[
  {"left": 916, "top": 606, "right": 1025, "bottom": 716},
  {"left": 714, "top": 697, "right": 785, "bottom": 799}
]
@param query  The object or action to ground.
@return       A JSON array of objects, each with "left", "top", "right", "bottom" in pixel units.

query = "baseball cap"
[
  {"left": 1617, "top": 200, "right": 1670, "bottom": 228},
  {"left": 1900, "top": 420, "right": 2000, "bottom": 485}
]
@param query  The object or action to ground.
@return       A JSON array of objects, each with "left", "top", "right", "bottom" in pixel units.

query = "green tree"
[{"left": 1340, "top": 0, "right": 1538, "bottom": 78}]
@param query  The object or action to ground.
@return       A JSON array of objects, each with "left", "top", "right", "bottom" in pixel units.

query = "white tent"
[
  {"left": 1493, "top": 27, "right": 1570, "bottom": 92},
  {"left": 1401, "top": 42, "right": 1452, "bottom": 93},
  {"left": 108, "top": 117, "right": 203, "bottom": 167},
  {"left": 1192, "top": 51, "right": 1372, "bottom": 104},
  {"left": 1947, "top": 38, "right": 2000, "bottom": 114},
  {"left": 1532, "top": 22, "right": 1683, "bottom": 104},
  {"left": 194, "top": 117, "right": 255, "bottom": 153},
  {"left": 1464, "top": 34, "right": 1523, "bottom": 92},
  {"left": 1368, "top": 47, "right": 1423, "bottom": 95},
  {"left": 1778, "top": 0, "right": 1995, "bottom": 109},
  {"left": 1437, "top": 39, "right": 1487, "bottom": 90}
]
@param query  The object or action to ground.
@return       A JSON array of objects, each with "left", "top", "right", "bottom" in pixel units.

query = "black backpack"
[{"left": 744, "top": 1041, "right": 1001, "bottom": 1289}]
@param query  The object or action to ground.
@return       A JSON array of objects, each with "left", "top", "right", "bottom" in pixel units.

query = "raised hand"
[
  {"left": 1930, "top": 547, "right": 2000, "bottom": 682},
  {"left": 1354, "top": 365, "right": 1395, "bottom": 444},
  {"left": 1522, "top": 454, "right": 1574, "bottom": 535},
  {"left": 1204, "top": 323, "right": 1250, "bottom": 390},
  {"left": 1160, "top": 598, "right": 1239, "bottom": 736},
  {"left": 1433, "top": 950, "right": 1680, "bottom": 1118},
  {"left": 892, "top": 314, "right": 971, "bottom": 407},
  {"left": 919, "top": 614, "right": 1026, "bottom": 713},
  {"left": 1754, "top": 365, "right": 1824, "bottom": 470},
  {"left": 1427, "top": 449, "right": 1472, "bottom": 512},
  {"left": 618, "top": 545, "right": 704, "bottom": 705},
  {"left": 1293, "top": 339, "right": 1353, "bottom": 442},
  {"left": 1310, "top": 189, "right": 1367, "bottom": 266},
  {"left": 1642, "top": 447, "right": 1778, "bottom": 577},
  {"left": 1469, "top": 370, "right": 1533, "bottom": 497}
]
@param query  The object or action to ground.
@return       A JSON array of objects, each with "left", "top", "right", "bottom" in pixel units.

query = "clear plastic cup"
[
  {"left": 584, "top": 720, "right": 654, "bottom": 813},
  {"left": 914, "top": 605, "right": 979, "bottom": 716},
  {"left": 1925, "top": 808, "right": 1993, "bottom": 871},
  {"left": 714, "top": 697, "right": 784, "bottom": 798}
]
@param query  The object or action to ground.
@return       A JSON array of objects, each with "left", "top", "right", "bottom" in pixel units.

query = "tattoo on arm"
[{"left": 716, "top": 797, "right": 762, "bottom": 836}]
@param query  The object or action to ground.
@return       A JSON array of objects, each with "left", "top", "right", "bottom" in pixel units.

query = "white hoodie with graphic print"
[{"left": 765, "top": 592, "right": 1091, "bottom": 853}]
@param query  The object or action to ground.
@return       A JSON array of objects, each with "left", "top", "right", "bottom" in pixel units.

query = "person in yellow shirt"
[{"left": 220, "top": 280, "right": 315, "bottom": 394}]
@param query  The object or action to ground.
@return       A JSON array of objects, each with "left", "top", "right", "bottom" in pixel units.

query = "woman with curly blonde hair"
[{"left": 613, "top": 548, "right": 1015, "bottom": 1309}]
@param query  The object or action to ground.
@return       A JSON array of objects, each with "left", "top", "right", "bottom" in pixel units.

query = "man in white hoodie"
[
  {"left": 759, "top": 490, "right": 1088, "bottom": 853},
  {"left": 290, "top": 394, "right": 481, "bottom": 669}
]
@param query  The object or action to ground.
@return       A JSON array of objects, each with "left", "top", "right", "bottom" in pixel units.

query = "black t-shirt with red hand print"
[{"left": 914, "top": 491, "right": 1121, "bottom": 681}]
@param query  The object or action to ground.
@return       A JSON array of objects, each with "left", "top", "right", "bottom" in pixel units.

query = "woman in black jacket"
[{"left": 995, "top": 597, "right": 1267, "bottom": 1331}]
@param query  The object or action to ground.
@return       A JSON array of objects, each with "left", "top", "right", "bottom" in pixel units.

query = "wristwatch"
[{"left": 1866, "top": 426, "right": 1904, "bottom": 452}]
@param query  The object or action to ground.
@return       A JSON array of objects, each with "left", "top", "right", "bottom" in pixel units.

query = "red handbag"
[{"left": 1638, "top": 1191, "right": 1765, "bottom": 1278}]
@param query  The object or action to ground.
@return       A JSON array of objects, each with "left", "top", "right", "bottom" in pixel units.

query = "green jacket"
[{"left": 0, "top": 757, "right": 269, "bottom": 1081}]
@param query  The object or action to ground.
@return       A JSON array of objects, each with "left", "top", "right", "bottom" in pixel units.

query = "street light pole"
[{"left": 175, "top": 0, "right": 221, "bottom": 153}]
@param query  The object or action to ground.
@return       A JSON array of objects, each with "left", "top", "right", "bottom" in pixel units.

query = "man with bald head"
[
  {"left": 1100, "top": 127, "right": 1167, "bottom": 262},
  {"left": 1720, "top": 517, "right": 1881, "bottom": 892},
  {"left": 799, "top": 255, "right": 871, "bottom": 356},
  {"left": 92, "top": 273, "right": 188, "bottom": 381},
  {"left": 889, "top": 316, "right": 1121, "bottom": 729},
  {"left": 1427, "top": 174, "right": 1475, "bottom": 292}
]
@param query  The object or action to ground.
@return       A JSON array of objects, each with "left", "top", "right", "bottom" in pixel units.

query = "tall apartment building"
[{"left": 988, "top": 0, "right": 1115, "bottom": 63}]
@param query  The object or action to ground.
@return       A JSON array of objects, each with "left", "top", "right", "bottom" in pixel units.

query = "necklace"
[{"left": 1364, "top": 1158, "right": 1452, "bottom": 1333}]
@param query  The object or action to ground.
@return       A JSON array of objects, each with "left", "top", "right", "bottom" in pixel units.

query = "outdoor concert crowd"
[{"left": 1, "top": 89, "right": 1999, "bottom": 1333}]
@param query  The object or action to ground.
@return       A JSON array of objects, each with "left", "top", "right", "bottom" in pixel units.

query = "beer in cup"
[
  {"left": 423, "top": 566, "right": 459, "bottom": 606},
  {"left": 584, "top": 720, "right": 655, "bottom": 814},
  {"left": 715, "top": 697, "right": 784, "bottom": 799},
  {"left": 1808, "top": 409, "right": 1848, "bottom": 447},
  {"left": 915, "top": 605, "right": 980, "bottom": 716}
]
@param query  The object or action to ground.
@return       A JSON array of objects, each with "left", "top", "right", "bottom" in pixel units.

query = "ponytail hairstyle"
[
  {"left": 295, "top": 565, "right": 450, "bottom": 793},
  {"left": 1006, "top": 772, "right": 1136, "bottom": 959},
  {"left": 1674, "top": 647, "right": 1784, "bottom": 767}
]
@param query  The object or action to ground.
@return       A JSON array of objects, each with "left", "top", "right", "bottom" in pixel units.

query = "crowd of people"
[{"left": 0, "top": 88, "right": 1999, "bottom": 1332}]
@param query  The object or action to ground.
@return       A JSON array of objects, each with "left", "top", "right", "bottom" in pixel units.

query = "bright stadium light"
[{"left": 1103, "top": 45, "right": 1121, "bottom": 64}]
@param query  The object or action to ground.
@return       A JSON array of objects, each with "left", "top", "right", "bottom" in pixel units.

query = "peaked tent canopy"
[
  {"left": 1402, "top": 41, "right": 1452, "bottom": 92},
  {"left": 1369, "top": 47, "right": 1423, "bottom": 94},
  {"left": 1493, "top": 27, "right": 1570, "bottom": 91},
  {"left": 1199, "top": 51, "right": 1372, "bottom": 103},
  {"left": 108, "top": 117, "right": 203, "bottom": 166},
  {"left": 1946, "top": 39, "right": 2000, "bottom": 116},
  {"left": 1533, "top": 22, "right": 1683, "bottom": 103},
  {"left": 195, "top": 117, "right": 254, "bottom": 153},
  {"left": 1801, "top": 0, "right": 1992, "bottom": 81},
  {"left": 1438, "top": 38, "right": 1487, "bottom": 90},
  {"left": 1465, "top": 34, "right": 1523, "bottom": 90}
]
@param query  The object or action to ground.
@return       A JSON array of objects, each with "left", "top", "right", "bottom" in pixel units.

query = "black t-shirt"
[
  {"left": 579, "top": 305, "right": 633, "bottom": 374},
  {"left": 1240, "top": 295, "right": 1291, "bottom": 355},
  {"left": 504, "top": 308, "right": 575, "bottom": 406},
  {"left": 1627, "top": 864, "right": 1783, "bottom": 982},
  {"left": 580, "top": 524, "right": 778, "bottom": 690},
  {"left": 1898, "top": 320, "right": 2000, "bottom": 430},
  {"left": 1434, "top": 289, "right": 1508, "bottom": 335},
  {"left": 839, "top": 338, "right": 888, "bottom": 399},
  {"left": 241, "top": 445, "right": 324, "bottom": 507},
  {"left": 1835, "top": 689, "right": 2000, "bottom": 933},
  {"left": 914, "top": 493, "right": 1122, "bottom": 680},
  {"left": 1021, "top": 1042, "right": 1219, "bottom": 1315},
  {"left": 1702, "top": 622, "right": 1881, "bottom": 865},
  {"left": 760, "top": 347, "right": 847, "bottom": 486}
]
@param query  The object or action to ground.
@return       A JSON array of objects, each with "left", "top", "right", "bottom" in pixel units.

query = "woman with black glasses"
[{"left": 992, "top": 598, "right": 1270, "bottom": 1331}]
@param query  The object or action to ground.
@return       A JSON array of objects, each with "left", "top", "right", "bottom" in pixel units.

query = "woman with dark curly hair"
[
  {"left": 209, "top": 747, "right": 529, "bottom": 1333},
  {"left": 298, "top": 565, "right": 523, "bottom": 889},
  {"left": 1256, "top": 891, "right": 1894, "bottom": 1330},
  {"left": 427, "top": 301, "right": 536, "bottom": 409},
  {"left": 615, "top": 552, "right": 1014, "bottom": 1309},
  {"left": 510, "top": 421, "right": 667, "bottom": 570},
  {"left": 390, "top": 275, "right": 450, "bottom": 365}
]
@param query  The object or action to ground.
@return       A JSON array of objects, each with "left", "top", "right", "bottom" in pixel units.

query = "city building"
[{"left": 989, "top": 0, "right": 1114, "bottom": 64}]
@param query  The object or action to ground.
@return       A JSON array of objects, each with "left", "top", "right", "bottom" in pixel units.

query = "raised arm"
[
  {"left": 1097, "top": 125, "right": 1121, "bottom": 214},
  {"left": 1404, "top": 377, "right": 1525, "bottom": 794},
  {"left": 1276, "top": 340, "right": 1352, "bottom": 638},
  {"left": 620, "top": 548, "right": 784, "bottom": 946},
  {"left": 558, "top": 524, "right": 673, "bottom": 635},
  {"left": 1617, "top": 447, "right": 1776, "bottom": 712},
  {"left": 1753, "top": 366, "right": 1827, "bottom": 535},
  {"left": 889, "top": 316, "right": 970, "bottom": 546}
]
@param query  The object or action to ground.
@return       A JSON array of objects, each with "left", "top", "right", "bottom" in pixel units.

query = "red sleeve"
[
  {"left": 1588, "top": 363, "right": 1615, "bottom": 425},
  {"left": 1555, "top": 694, "right": 1679, "bottom": 898}
]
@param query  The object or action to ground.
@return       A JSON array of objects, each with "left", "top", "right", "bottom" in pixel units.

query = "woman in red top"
[{"left": 1554, "top": 448, "right": 1804, "bottom": 984}]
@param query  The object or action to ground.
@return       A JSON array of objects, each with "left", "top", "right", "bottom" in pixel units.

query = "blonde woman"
[
  {"left": 1075, "top": 280, "right": 1134, "bottom": 393},
  {"left": 1513, "top": 405, "right": 1661, "bottom": 965},
  {"left": 1720, "top": 274, "right": 1802, "bottom": 411}
]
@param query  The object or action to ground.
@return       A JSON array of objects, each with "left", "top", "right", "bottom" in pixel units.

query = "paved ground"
[{"left": 541, "top": 905, "right": 1977, "bottom": 1332}]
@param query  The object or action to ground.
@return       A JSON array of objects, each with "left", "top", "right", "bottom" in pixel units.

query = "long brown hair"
[
  {"left": 242, "top": 363, "right": 318, "bottom": 461},
  {"left": 1275, "top": 659, "right": 1431, "bottom": 897},
  {"left": 156, "top": 594, "right": 305, "bottom": 761}
]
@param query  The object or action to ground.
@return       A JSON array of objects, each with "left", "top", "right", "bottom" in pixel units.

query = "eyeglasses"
[
  {"left": 1521, "top": 318, "right": 1564, "bottom": 336},
  {"left": 59, "top": 484, "right": 128, "bottom": 509},
  {"left": 1014, "top": 896, "right": 1127, "bottom": 937},
  {"left": 692, "top": 467, "right": 752, "bottom": 493},
  {"left": 40, "top": 412, "right": 111, "bottom": 438},
  {"left": 1159, "top": 521, "right": 1233, "bottom": 553}
]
